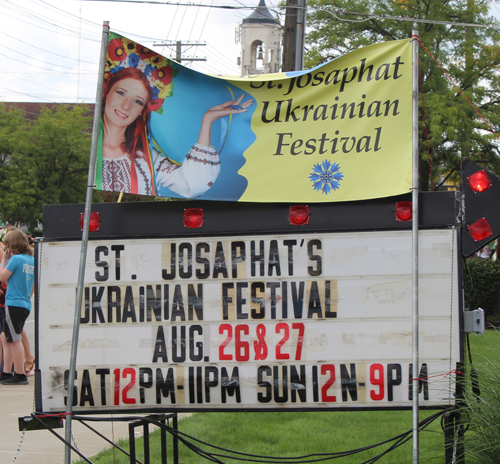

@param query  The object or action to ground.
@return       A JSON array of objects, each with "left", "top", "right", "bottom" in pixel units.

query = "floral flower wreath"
[{"left": 104, "top": 33, "right": 179, "bottom": 113}]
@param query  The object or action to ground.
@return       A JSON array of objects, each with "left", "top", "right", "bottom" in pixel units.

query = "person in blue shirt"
[{"left": 0, "top": 229, "right": 34, "bottom": 385}]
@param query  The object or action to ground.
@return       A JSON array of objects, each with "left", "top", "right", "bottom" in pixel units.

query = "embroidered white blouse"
[{"left": 102, "top": 143, "right": 221, "bottom": 197}]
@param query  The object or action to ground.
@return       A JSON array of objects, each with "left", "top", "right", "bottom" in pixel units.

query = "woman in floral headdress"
[{"left": 101, "top": 36, "right": 253, "bottom": 197}]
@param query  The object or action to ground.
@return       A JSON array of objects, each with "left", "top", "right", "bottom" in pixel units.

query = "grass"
[
  {"left": 89, "top": 410, "right": 445, "bottom": 464},
  {"left": 87, "top": 331, "right": 499, "bottom": 464},
  {"left": 460, "top": 329, "right": 500, "bottom": 463}
]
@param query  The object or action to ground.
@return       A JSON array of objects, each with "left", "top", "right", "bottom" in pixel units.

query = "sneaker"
[
  {"left": 2, "top": 373, "right": 29, "bottom": 385},
  {"left": 0, "top": 372, "right": 13, "bottom": 383}
]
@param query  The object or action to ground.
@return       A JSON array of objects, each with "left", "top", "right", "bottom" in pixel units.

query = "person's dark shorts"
[{"left": 4, "top": 306, "right": 29, "bottom": 343}]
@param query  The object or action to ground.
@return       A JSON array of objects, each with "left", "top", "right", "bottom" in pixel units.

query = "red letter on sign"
[
  {"left": 321, "top": 364, "right": 336, "bottom": 402},
  {"left": 370, "top": 363, "right": 385, "bottom": 401},
  {"left": 122, "top": 368, "right": 137, "bottom": 404}
]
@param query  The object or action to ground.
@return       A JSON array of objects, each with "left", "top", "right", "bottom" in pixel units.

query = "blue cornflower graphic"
[{"left": 309, "top": 160, "right": 344, "bottom": 194}]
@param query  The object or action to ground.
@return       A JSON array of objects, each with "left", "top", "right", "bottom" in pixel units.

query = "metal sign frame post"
[
  {"left": 64, "top": 21, "right": 110, "bottom": 464},
  {"left": 411, "top": 28, "right": 420, "bottom": 464}
]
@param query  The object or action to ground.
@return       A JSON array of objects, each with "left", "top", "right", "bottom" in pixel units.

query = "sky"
[
  {"left": 0, "top": 0, "right": 282, "bottom": 103},
  {"left": 1, "top": 0, "right": 499, "bottom": 104}
]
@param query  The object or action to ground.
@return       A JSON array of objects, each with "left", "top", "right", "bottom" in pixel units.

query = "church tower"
[{"left": 237, "top": 0, "right": 281, "bottom": 76}]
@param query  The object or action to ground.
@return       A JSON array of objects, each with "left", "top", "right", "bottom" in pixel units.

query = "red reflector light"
[
  {"left": 468, "top": 170, "right": 491, "bottom": 193},
  {"left": 289, "top": 205, "right": 310, "bottom": 225},
  {"left": 80, "top": 212, "right": 101, "bottom": 232},
  {"left": 184, "top": 208, "right": 203, "bottom": 228},
  {"left": 395, "top": 201, "right": 412, "bottom": 222},
  {"left": 468, "top": 218, "right": 492, "bottom": 242}
]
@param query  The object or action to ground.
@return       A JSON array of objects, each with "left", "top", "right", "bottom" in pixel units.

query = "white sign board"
[{"left": 36, "top": 229, "right": 460, "bottom": 412}]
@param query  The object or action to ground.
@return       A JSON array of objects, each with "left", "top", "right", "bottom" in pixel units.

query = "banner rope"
[
  {"left": 412, "top": 369, "right": 464, "bottom": 382},
  {"left": 412, "top": 35, "right": 500, "bottom": 140}
]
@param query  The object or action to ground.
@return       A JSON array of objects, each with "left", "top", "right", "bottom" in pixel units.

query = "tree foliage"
[
  {"left": 305, "top": 0, "right": 500, "bottom": 190},
  {"left": 0, "top": 103, "right": 92, "bottom": 230},
  {"left": 464, "top": 256, "right": 500, "bottom": 322}
]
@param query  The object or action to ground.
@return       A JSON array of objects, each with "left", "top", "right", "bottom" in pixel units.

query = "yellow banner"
[
  {"left": 96, "top": 34, "right": 412, "bottom": 202},
  {"left": 234, "top": 39, "right": 413, "bottom": 202}
]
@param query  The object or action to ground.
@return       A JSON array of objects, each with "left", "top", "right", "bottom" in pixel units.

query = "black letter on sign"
[
  {"left": 196, "top": 243, "right": 210, "bottom": 279},
  {"left": 221, "top": 367, "right": 241, "bottom": 403},
  {"left": 290, "top": 365, "right": 306, "bottom": 403},
  {"left": 96, "top": 368, "right": 110, "bottom": 406},
  {"left": 222, "top": 283, "right": 234, "bottom": 320},
  {"left": 147, "top": 285, "right": 162, "bottom": 322},
  {"left": 188, "top": 284, "right": 203, "bottom": 321},
  {"left": 251, "top": 282, "right": 265, "bottom": 319},
  {"left": 213, "top": 242, "right": 229, "bottom": 278},
  {"left": 283, "top": 239, "right": 297, "bottom": 276},
  {"left": 107, "top": 286, "right": 121, "bottom": 323},
  {"left": 274, "top": 366, "right": 288, "bottom": 403},
  {"left": 257, "top": 366, "right": 272, "bottom": 403},
  {"left": 251, "top": 241, "right": 265, "bottom": 277},
  {"left": 64, "top": 370, "right": 78, "bottom": 406},
  {"left": 236, "top": 282, "right": 249, "bottom": 320},
  {"left": 139, "top": 367, "right": 153, "bottom": 404},
  {"left": 231, "top": 241, "right": 246, "bottom": 278},
  {"left": 268, "top": 240, "right": 281, "bottom": 276},
  {"left": 111, "top": 245, "right": 125, "bottom": 281},
  {"left": 92, "top": 287, "right": 105, "bottom": 323},
  {"left": 162, "top": 243, "right": 176, "bottom": 280},
  {"left": 312, "top": 365, "right": 319, "bottom": 402},
  {"left": 266, "top": 282, "right": 280, "bottom": 319},
  {"left": 156, "top": 368, "right": 176, "bottom": 404},
  {"left": 205, "top": 366, "right": 219, "bottom": 403},
  {"left": 171, "top": 285, "right": 186, "bottom": 321},
  {"left": 340, "top": 364, "right": 357, "bottom": 402},
  {"left": 307, "top": 240, "right": 322, "bottom": 276},
  {"left": 122, "top": 286, "right": 137, "bottom": 323},
  {"left": 79, "top": 369, "right": 95, "bottom": 406},
  {"left": 95, "top": 246, "right": 109, "bottom": 282},
  {"left": 307, "top": 281, "right": 323, "bottom": 318},
  {"left": 81, "top": 287, "right": 90, "bottom": 324},
  {"left": 172, "top": 326, "right": 186, "bottom": 363},
  {"left": 291, "top": 282, "right": 305, "bottom": 319},
  {"left": 408, "top": 363, "right": 428, "bottom": 400},
  {"left": 189, "top": 325, "right": 203, "bottom": 361},
  {"left": 152, "top": 326, "right": 168, "bottom": 363},
  {"left": 387, "top": 364, "right": 402, "bottom": 401},
  {"left": 179, "top": 243, "right": 193, "bottom": 279}
]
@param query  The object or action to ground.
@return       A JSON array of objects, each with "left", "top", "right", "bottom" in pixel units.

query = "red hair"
[{"left": 102, "top": 68, "right": 155, "bottom": 194}]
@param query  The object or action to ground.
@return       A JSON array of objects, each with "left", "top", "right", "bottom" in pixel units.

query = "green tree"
[
  {"left": 305, "top": 0, "right": 500, "bottom": 190},
  {"left": 0, "top": 104, "right": 92, "bottom": 230}
]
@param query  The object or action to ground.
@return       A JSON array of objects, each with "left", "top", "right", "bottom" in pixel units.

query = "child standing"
[{"left": 0, "top": 229, "right": 34, "bottom": 385}]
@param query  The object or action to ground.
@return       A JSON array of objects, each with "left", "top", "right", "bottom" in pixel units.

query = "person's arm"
[
  {"left": 154, "top": 144, "right": 221, "bottom": 198},
  {"left": 0, "top": 248, "right": 12, "bottom": 282},
  {"left": 197, "top": 94, "right": 254, "bottom": 147}
]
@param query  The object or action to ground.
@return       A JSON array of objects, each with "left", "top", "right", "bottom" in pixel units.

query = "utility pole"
[
  {"left": 282, "top": 0, "right": 306, "bottom": 71},
  {"left": 153, "top": 41, "right": 207, "bottom": 63}
]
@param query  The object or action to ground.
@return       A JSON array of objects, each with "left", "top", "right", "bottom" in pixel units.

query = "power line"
[
  {"left": 82, "top": 0, "right": 258, "bottom": 10},
  {"left": 0, "top": 31, "right": 96, "bottom": 64},
  {"left": 314, "top": 8, "right": 500, "bottom": 30}
]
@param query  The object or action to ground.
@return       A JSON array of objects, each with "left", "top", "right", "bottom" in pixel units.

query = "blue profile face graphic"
[{"left": 149, "top": 66, "right": 256, "bottom": 201}]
